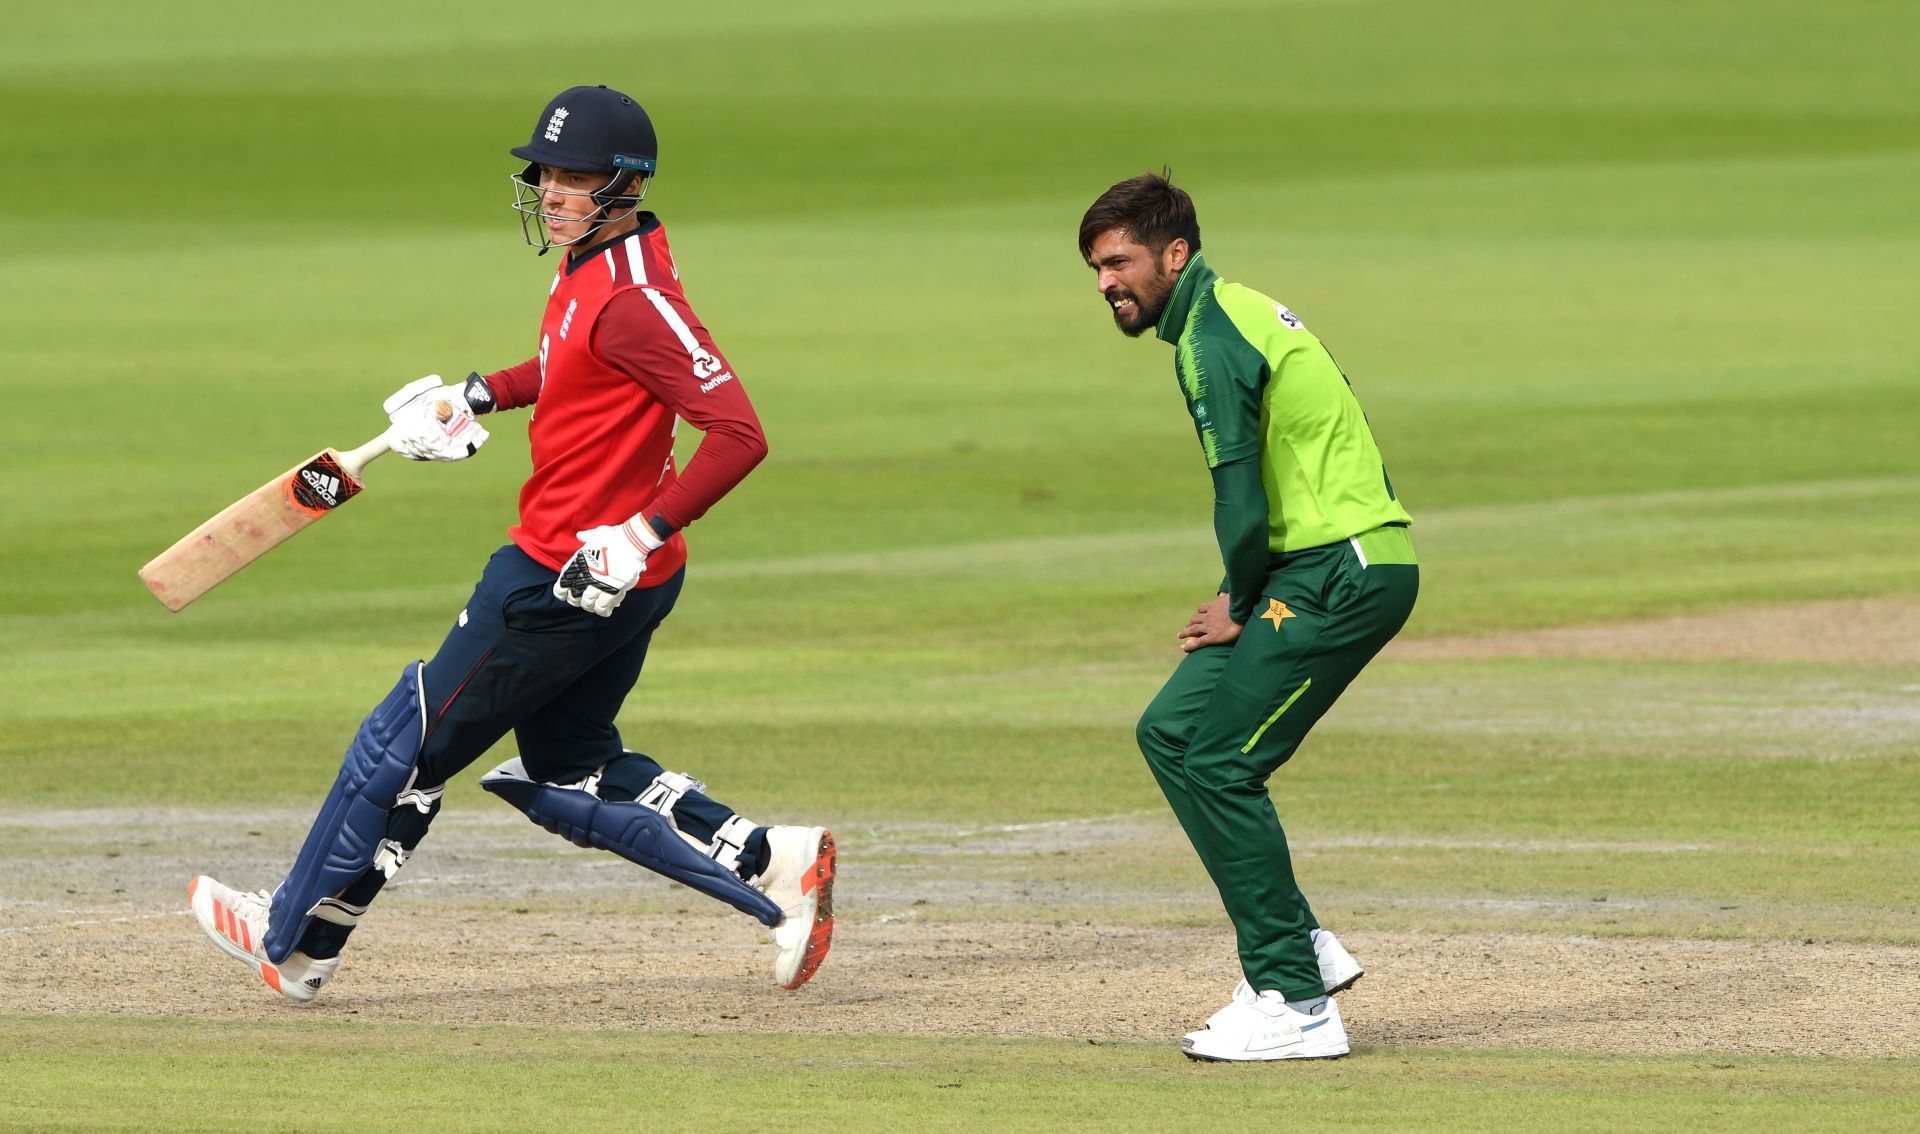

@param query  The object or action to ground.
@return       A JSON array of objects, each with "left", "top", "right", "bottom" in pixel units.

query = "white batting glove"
[
  {"left": 554, "top": 517, "right": 666, "bottom": 617},
  {"left": 383, "top": 375, "right": 490, "bottom": 462}
]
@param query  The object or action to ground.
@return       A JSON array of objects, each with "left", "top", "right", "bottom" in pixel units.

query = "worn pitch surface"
[
  {"left": 6, "top": 807, "right": 1917, "bottom": 1058},
  {"left": 8, "top": 601, "right": 1916, "bottom": 1059}
]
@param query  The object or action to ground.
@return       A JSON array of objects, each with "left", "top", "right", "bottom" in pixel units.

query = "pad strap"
[
  {"left": 375, "top": 779, "right": 445, "bottom": 878},
  {"left": 308, "top": 896, "right": 369, "bottom": 928},
  {"left": 636, "top": 771, "right": 706, "bottom": 818},
  {"left": 707, "top": 814, "right": 756, "bottom": 873}
]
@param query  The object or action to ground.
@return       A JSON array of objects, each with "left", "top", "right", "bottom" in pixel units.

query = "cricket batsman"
[
  {"left": 1080, "top": 172, "right": 1417, "bottom": 1060},
  {"left": 190, "top": 85, "right": 835, "bottom": 1000}
]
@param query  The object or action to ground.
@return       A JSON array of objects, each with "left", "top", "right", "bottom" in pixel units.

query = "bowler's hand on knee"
[{"left": 1179, "top": 592, "right": 1243, "bottom": 652}]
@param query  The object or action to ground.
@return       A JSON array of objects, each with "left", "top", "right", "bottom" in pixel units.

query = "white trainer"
[
  {"left": 1195, "top": 978, "right": 1259, "bottom": 1035},
  {"left": 752, "top": 826, "right": 835, "bottom": 989},
  {"left": 1194, "top": 928, "right": 1365, "bottom": 1030},
  {"left": 1181, "top": 990, "right": 1349, "bottom": 1062},
  {"left": 188, "top": 875, "right": 338, "bottom": 1002},
  {"left": 1313, "top": 927, "right": 1364, "bottom": 994}
]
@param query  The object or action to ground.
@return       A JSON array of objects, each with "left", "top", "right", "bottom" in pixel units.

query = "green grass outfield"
[
  {"left": 3, "top": 1, "right": 1918, "bottom": 1130},
  {"left": 5, "top": 1017, "right": 1917, "bottom": 1134}
]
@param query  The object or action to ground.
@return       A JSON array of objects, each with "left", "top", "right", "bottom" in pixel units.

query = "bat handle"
[
  {"left": 337, "top": 402, "right": 447, "bottom": 482},
  {"left": 335, "top": 431, "right": 395, "bottom": 483}
]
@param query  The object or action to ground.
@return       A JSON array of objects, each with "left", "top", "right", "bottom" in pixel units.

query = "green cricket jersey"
[
  {"left": 1157, "top": 253, "right": 1410, "bottom": 546},
  {"left": 1136, "top": 254, "right": 1423, "bottom": 1002}
]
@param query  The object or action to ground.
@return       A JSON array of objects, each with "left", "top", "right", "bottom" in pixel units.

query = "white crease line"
[
  {"left": 867, "top": 818, "right": 1709, "bottom": 855},
  {"left": 0, "top": 910, "right": 192, "bottom": 938},
  {"left": 1300, "top": 837, "right": 1712, "bottom": 853},
  {"left": 946, "top": 812, "right": 1161, "bottom": 839}
]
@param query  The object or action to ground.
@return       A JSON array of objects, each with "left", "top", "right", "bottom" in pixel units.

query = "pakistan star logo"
[{"left": 1260, "top": 598, "right": 1296, "bottom": 631}]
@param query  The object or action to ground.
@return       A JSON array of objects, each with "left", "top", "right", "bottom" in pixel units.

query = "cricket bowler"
[
  {"left": 1080, "top": 172, "right": 1417, "bottom": 1060},
  {"left": 190, "top": 84, "right": 835, "bottom": 1000}
]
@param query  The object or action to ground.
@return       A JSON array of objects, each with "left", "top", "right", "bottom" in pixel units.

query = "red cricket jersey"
[{"left": 489, "top": 217, "right": 765, "bottom": 584}]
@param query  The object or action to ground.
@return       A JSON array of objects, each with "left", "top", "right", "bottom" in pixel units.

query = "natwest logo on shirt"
[{"left": 691, "top": 348, "right": 723, "bottom": 380}]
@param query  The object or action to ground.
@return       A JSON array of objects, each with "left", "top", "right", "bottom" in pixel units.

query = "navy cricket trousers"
[
  {"left": 415, "top": 544, "right": 731, "bottom": 832},
  {"left": 419, "top": 543, "right": 680, "bottom": 786},
  {"left": 295, "top": 544, "right": 724, "bottom": 959}
]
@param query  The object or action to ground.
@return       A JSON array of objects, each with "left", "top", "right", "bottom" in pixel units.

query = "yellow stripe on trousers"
[{"left": 1241, "top": 678, "right": 1312, "bottom": 754}]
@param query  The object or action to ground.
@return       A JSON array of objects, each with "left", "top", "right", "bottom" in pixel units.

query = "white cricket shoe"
[
  {"left": 1198, "top": 928, "right": 1366, "bottom": 1028},
  {"left": 188, "top": 875, "right": 338, "bottom": 1002},
  {"left": 753, "top": 826, "right": 835, "bottom": 989},
  {"left": 1194, "top": 978, "right": 1259, "bottom": 1036},
  {"left": 1181, "top": 990, "right": 1349, "bottom": 1062},
  {"left": 1313, "top": 927, "right": 1364, "bottom": 994}
]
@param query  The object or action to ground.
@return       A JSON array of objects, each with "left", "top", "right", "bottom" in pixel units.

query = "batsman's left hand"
[
  {"left": 383, "top": 375, "right": 489, "bottom": 462},
  {"left": 554, "top": 519, "right": 664, "bottom": 617}
]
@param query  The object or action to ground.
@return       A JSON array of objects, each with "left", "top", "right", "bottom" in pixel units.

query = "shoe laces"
[{"left": 228, "top": 887, "right": 274, "bottom": 924}]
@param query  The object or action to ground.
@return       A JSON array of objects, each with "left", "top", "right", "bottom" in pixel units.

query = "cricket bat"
[{"left": 138, "top": 403, "right": 448, "bottom": 612}]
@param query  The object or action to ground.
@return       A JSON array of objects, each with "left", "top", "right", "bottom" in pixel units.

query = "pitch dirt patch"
[
  {"left": 1388, "top": 596, "right": 1920, "bottom": 664},
  {"left": 8, "top": 909, "right": 1920, "bottom": 1058},
  {"left": 4, "top": 810, "right": 1917, "bottom": 1058}
]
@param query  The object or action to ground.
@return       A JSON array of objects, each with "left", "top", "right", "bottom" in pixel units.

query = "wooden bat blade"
[{"left": 138, "top": 450, "right": 367, "bottom": 611}]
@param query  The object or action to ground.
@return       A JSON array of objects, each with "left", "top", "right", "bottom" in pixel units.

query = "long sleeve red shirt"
[{"left": 482, "top": 218, "right": 767, "bottom": 573}]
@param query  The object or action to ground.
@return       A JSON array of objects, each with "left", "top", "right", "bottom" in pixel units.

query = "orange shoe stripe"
[
  {"left": 800, "top": 833, "right": 835, "bottom": 896},
  {"left": 259, "top": 963, "right": 282, "bottom": 992},
  {"left": 780, "top": 836, "right": 836, "bottom": 989}
]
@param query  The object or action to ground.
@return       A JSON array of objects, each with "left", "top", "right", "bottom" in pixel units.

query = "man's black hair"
[{"left": 1078, "top": 169, "right": 1201, "bottom": 260}]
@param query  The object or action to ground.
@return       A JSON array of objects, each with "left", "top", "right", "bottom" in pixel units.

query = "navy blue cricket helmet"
[{"left": 510, "top": 85, "right": 658, "bottom": 248}]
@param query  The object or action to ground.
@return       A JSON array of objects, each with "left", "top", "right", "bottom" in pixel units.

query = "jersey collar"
[
  {"left": 563, "top": 211, "right": 663, "bottom": 276},
  {"left": 1154, "top": 252, "right": 1216, "bottom": 344}
]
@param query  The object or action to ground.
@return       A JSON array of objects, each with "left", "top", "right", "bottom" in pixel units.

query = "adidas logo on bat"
[
  {"left": 288, "top": 456, "right": 359, "bottom": 512},
  {"left": 300, "top": 468, "right": 343, "bottom": 507}
]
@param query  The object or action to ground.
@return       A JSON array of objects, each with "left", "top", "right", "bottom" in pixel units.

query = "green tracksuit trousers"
[{"left": 1136, "top": 525, "right": 1418, "bottom": 1001}]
